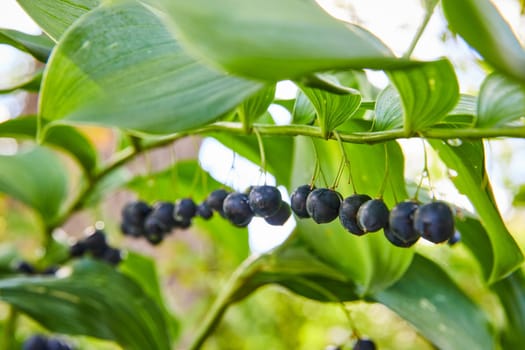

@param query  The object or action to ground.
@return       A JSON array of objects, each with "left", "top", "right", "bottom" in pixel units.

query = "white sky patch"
[
  {"left": 268, "top": 103, "right": 292, "bottom": 125},
  {"left": 275, "top": 80, "right": 298, "bottom": 100}
]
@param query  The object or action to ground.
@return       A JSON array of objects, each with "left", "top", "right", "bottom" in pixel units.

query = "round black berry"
[
  {"left": 84, "top": 230, "right": 109, "bottom": 257},
  {"left": 23, "top": 335, "right": 48, "bottom": 350},
  {"left": 290, "top": 185, "right": 315, "bottom": 218},
  {"left": 384, "top": 226, "right": 418, "bottom": 247},
  {"left": 206, "top": 189, "right": 230, "bottom": 216},
  {"left": 354, "top": 338, "right": 376, "bottom": 350},
  {"left": 264, "top": 201, "right": 291, "bottom": 226},
  {"left": 339, "top": 194, "right": 372, "bottom": 235},
  {"left": 306, "top": 188, "right": 342, "bottom": 224},
  {"left": 15, "top": 261, "right": 36, "bottom": 274},
  {"left": 248, "top": 185, "right": 282, "bottom": 217},
  {"left": 448, "top": 231, "right": 461, "bottom": 246},
  {"left": 69, "top": 241, "right": 87, "bottom": 257},
  {"left": 149, "top": 202, "right": 177, "bottom": 231},
  {"left": 389, "top": 200, "right": 420, "bottom": 244},
  {"left": 223, "top": 192, "right": 254, "bottom": 227},
  {"left": 103, "top": 247, "right": 122, "bottom": 265},
  {"left": 122, "top": 201, "right": 151, "bottom": 226},
  {"left": 413, "top": 201, "right": 455, "bottom": 243},
  {"left": 144, "top": 215, "right": 167, "bottom": 242},
  {"left": 174, "top": 198, "right": 197, "bottom": 221},
  {"left": 196, "top": 202, "right": 213, "bottom": 220},
  {"left": 357, "top": 199, "right": 389, "bottom": 233},
  {"left": 46, "top": 338, "right": 71, "bottom": 350},
  {"left": 120, "top": 221, "right": 143, "bottom": 237}
]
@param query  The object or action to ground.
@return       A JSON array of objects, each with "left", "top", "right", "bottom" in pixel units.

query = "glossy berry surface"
[
  {"left": 103, "top": 247, "right": 122, "bottom": 265},
  {"left": 23, "top": 335, "right": 48, "bottom": 350},
  {"left": 174, "top": 198, "right": 197, "bottom": 221},
  {"left": 414, "top": 201, "right": 455, "bottom": 243},
  {"left": 353, "top": 338, "right": 376, "bottom": 350},
  {"left": 357, "top": 199, "right": 389, "bottom": 233},
  {"left": 223, "top": 192, "right": 254, "bottom": 227},
  {"left": 339, "top": 194, "right": 372, "bottom": 235},
  {"left": 384, "top": 227, "right": 418, "bottom": 247},
  {"left": 290, "top": 185, "right": 314, "bottom": 218},
  {"left": 122, "top": 201, "right": 151, "bottom": 226},
  {"left": 265, "top": 201, "right": 291, "bottom": 225},
  {"left": 84, "top": 230, "right": 109, "bottom": 257},
  {"left": 120, "top": 221, "right": 143, "bottom": 237},
  {"left": 306, "top": 188, "right": 342, "bottom": 224},
  {"left": 389, "top": 200, "right": 420, "bottom": 244},
  {"left": 248, "top": 185, "right": 282, "bottom": 217},
  {"left": 206, "top": 189, "right": 230, "bottom": 216},
  {"left": 196, "top": 202, "right": 213, "bottom": 219},
  {"left": 150, "top": 202, "right": 177, "bottom": 231}
]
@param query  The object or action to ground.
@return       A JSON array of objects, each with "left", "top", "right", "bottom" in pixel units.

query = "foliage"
[{"left": 0, "top": 0, "right": 524, "bottom": 349}]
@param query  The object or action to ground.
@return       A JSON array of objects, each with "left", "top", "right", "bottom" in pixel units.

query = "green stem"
[
  {"left": 403, "top": 2, "right": 436, "bottom": 58},
  {"left": 334, "top": 131, "right": 357, "bottom": 193},
  {"left": 1, "top": 306, "right": 18, "bottom": 350},
  {"left": 377, "top": 144, "right": 390, "bottom": 198},
  {"left": 254, "top": 127, "right": 266, "bottom": 177}
]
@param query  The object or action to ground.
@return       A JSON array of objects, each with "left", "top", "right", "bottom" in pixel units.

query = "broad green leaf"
[
  {"left": 373, "top": 85, "right": 403, "bottom": 130},
  {"left": 0, "top": 70, "right": 42, "bottom": 94},
  {"left": 238, "top": 85, "right": 276, "bottom": 129},
  {"left": 300, "top": 84, "right": 362, "bottom": 138},
  {"left": 0, "top": 259, "right": 171, "bottom": 350},
  {"left": 17, "top": 0, "right": 100, "bottom": 40},
  {"left": 375, "top": 254, "right": 493, "bottom": 350},
  {"left": 387, "top": 59, "right": 459, "bottom": 133},
  {"left": 0, "top": 29, "right": 53, "bottom": 62},
  {"left": 0, "top": 146, "right": 67, "bottom": 223},
  {"left": 477, "top": 73, "right": 525, "bottom": 127},
  {"left": 442, "top": 0, "right": 525, "bottom": 82},
  {"left": 289, "top": 136, "right": 412, "bottom": 296},
  {"left": 0, "top": 116, "right": 98, "bottom": 175},
  {"left": 155, "top": 0, "right": 414, "bottom": 80},
  {"left": 292, "top": 91, "right": 316, "bottom": 125},
  {"left": 40, "top": 1, "right": 263, "bottom": 135},
  {"left": 429, "top": 140, "right": 523, "bottom": 282},
  {"left": 492, "top": 270, "right": 525, "bottom": 349}
]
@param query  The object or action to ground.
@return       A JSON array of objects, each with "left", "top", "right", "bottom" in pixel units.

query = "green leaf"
[
  {"left": 0, "top": 259, "right": 171, "bottom": 350},
  {"left": 292, "top": 91, "right": 316, "bottom": 125},
  {"left": 442, "top": 0, "right": 525, "bottom": 82},
  {"left": 429, "top": 140, "right": 523, "bottom": 282},
  {"left": 300, "top": 83, "right": 362, "bottom": 138},
  {"left": 0, "top": 116, "right": 98, "bottom": 175},
  {"left": 387, "top": 59, "right": 459, "bottom": 133},
  {"left": 492, "top": 270, "right": 525, "bottom": 349},
  {"left": 155, "top": 0, "right": 415, "bottom": 80},
  {"left": 238, "top": 85, "right": 276, "bottom": 129},
  {"left": 513, "top": 184, "right": 525, "bottom": 206},
  {"left": 40, "top": 1, "right": 263, "bottom": 135},
  {"left": 0, "top": 146, "right": 67, "bottom": 223},
  {"left": 0, "top": 70, "right": 42, "bottom": 94},
  {"left": 477, "top": 73, "right": 525, "bottom": 127},
  {"left": 373, "top": 85, "right": 403, "bottom": 131},
  {"left": 375, "top": 254, "right": 493, "bottom": 350},
  {"left": 17, "top": 0, "right": 100, "bottom": 40},
  {"left": 0, "top": 29, "right": 53, "bottom": 62}
]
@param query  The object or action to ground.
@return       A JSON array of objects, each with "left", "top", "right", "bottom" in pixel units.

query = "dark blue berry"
[
  {"left": 264, "top": 201, "right": 291, "bottom": 226},
  {"left": 196, "top": 202, "right": 213, "bottom": 219},
  {"left": 15, "top": 261, "right": 36, "bottom": 274},
  {"left": 384, "top": 226, "right": 418, "bottom": 247},
  {"left": 46, "top": 338, "right": 72, "bottom": 350},
  {"left": 83, "top": 230, "right": 109, "bottom": 257},
  {"left": 206, "top": 189, "right": 230, "bottom": 217},
  {"left": 69, "top": 241, "right": 87, "bottom": 257},
  {"left": 389, "top": 200, "right": 420, "bottom": 244},
  {"left": 122, "top": 201, "right": 151, "bottom": 226},
  {"left": 174, "top": 198, "right": 197, "bottom": 221},
  {"left": 150, "top": 202, "right": 177, "bottom": 231},
  {"left": 223, "top": 192, "right": 254, "bottom": 227},
  {"left": 290, "top": 185, "right": 315, "bottom": 218},
  {"left": 120, "top": 221, "right": 143, "bottom": 237},
  {"left": 414, "top": 201, "right": 455, "bottom": 243},
  {"left": 248, "top": 185, "right": 282, "bottom": 217},
  {"left": 339, "top": 194, "right": 372, "bottom": 235},
  {"left": 42, "top": 266, "right": 59, "bottom": 275},
  {"left": 357, "top": 199, "right": 389, "bottom": 233},
  {"left": 448, "top": 231, "right": 461, "bottom": 246},
  {"left": 23, "top": 335, "right": 48, "bottom": 350},
  {"left": 306, "top": 188, "right": 342, "bottom": 224},
  {"left": 354, "top": 338, "right": 376, "bottom": 350}
]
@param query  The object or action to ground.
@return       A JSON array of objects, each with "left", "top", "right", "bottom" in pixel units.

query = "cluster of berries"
[
  {"left": 23, "top": 334, "right": 73, "bottom": 350},
  {"left": 290, "top": 185, "right": 457, "bottom": 247},
  {"left": 69, "top": 229, "right": 122, "bottom": 265},
  {"left": 119, "top": 185, "right": 291, "bottom": 245}
]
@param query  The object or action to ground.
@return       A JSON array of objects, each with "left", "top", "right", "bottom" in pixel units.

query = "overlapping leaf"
[
  {"left": 0, "top": 29, "right": 53, "bottom": 62},
  {"left": 238, "top": 85, "right": 276, "bottom": 130},
  {"left": 40, "top": 1, "right": 263, "bottom": 135},
  {"left": 477, "top": 73, "right": 525, "bottom": 127},
  {"left": 373, "top": 85, "right": 403, "bottom": 130},
  {"left": 442, "top": 0, "right": 525, "bottom": 82},
  {"left": 292, "top": 91, "right": 316, "bottom": 125},
  {"left": 155, "top": 0, "right": 414, "bottom": 80},
  {"left": 0, "top": 259, "right": 171, "bottom": 350}
]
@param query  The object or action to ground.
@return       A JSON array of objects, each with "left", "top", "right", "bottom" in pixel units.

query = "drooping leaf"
[
  {"left": 292, "top": 91, "right": 316, "bottom": 125},
  {"left": 477, "top": 73, "right": 525, "bottom": 127},
  {"left": 375, "top": 254, "right": 493, "bottom": 350},
  {"left": 442, "top": 0, "right": 525, "bottom": 82},
  {"left": 373, "top": 85, "right": 403, "bottom": 131},
  {"left": 155, "top": 0, "right": 415, "bottom": 81},
  {"left": 492, "top": 270, "right": 525, "bottom": 349},
  {"left": 0, "top": 29, "right": 54, "bottom": 61},
  {"left": 40, "top": 1, "right": 263, "bottom": 135},
  {"left": 0, "top": 116, "right": 98, "bottom": 175},
  {"left": 238, "top": 85, "right": 276, "bottom": 130},
  {"left": 300, "top": 83, "right": 362, "bottom": 138},
  {"left": 17, "top": 0, "right": 100, "bottom": 40},
  {"left": 0, "top": 70, "right": 42, "bottom": 94},
  {"left": 429, "top": 140, "right": 523, "bottom": 282},
  {"left": 0, "top": 259, "right": 171, "bottom": 350},
  {"left": 387, "top": 58, "right": 459, "bottom": 133},
  {"left": 0, "top": 146, "right": 67, "bottom": 223}
]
